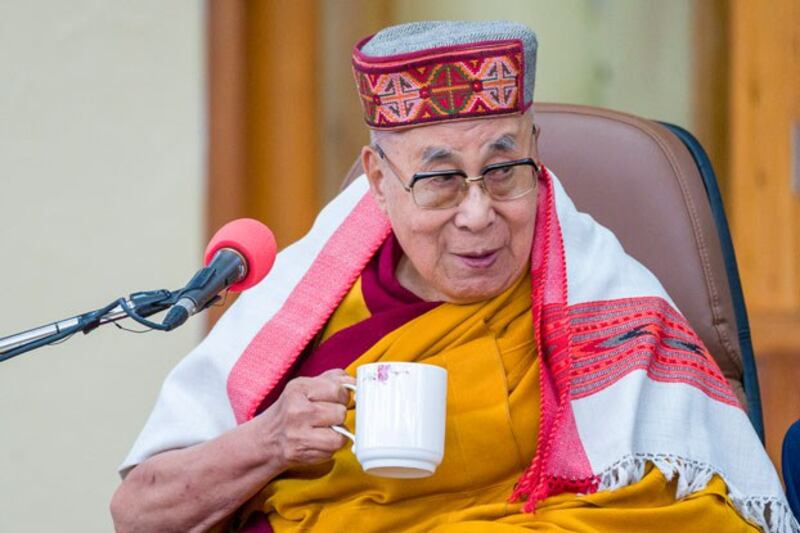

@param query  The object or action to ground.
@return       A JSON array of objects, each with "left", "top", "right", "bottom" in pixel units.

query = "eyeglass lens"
[{"left": 412, "top": 162, "right": 536, "bottom": 209}]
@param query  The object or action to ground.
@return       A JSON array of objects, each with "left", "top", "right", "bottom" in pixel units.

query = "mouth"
[{"left": 454, "top": 249, "right": 499, "bottom": 269}]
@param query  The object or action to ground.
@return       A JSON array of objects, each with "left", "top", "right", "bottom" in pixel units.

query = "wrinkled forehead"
[{"left": 378, "top": 112, "right": 534, "bottom": 165}]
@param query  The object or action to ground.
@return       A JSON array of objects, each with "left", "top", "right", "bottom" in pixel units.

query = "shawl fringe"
[{"left": 596, "top": 454, "right": 800, "bottom": 533}]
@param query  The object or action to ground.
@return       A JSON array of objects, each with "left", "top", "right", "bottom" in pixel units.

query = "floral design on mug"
[
  {"left": 367, "top": 364, "right": 411, "bottom": 384},
  {"left": 376, "top": 364, "right": 390, "bottom": 383}
]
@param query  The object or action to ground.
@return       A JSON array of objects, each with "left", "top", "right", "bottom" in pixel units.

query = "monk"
[{"left": 111, "top": 21, "right": 795, "bottom": 533}]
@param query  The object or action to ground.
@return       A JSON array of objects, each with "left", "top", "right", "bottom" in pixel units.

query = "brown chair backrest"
[{"left": 341, "top": 103, "right": 746, "bottom": 407}]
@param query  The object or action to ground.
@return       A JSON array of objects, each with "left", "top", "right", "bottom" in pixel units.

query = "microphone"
[{"left": 163, "top": 218, "right": 277, "bottom": 331}]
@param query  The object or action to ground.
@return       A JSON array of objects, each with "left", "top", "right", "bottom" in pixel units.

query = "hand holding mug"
[{"left": 261, "top": 368, "right": 355, "bottom": 469}]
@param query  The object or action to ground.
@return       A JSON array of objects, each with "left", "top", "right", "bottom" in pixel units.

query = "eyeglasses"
[{"left": 374, "top": 144, "right": 540, "bottom": 210}]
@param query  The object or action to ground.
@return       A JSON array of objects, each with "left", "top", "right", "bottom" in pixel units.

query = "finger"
[
  {"left": 320, "top": 368, "right": 356, "bottom": 386},
  {"left": 309, "top": 401, "right": 348, "bottom": 427},
  {"left": 319, "top": 368, "right": 348, "bottom": 378},
  {"left": 320, "top": 368, "right": 356, "bottom": 389},
  {"left": 284, "top": 443, "right": 340, "bottom": 467},
  {"left": 286, "top": 376, "right": 337, "bottom": 402},
  {"left": 306, "top": 427, "right": 349, "bottom": 452},
  {"left": 305, "top": 376, "right": 353, "bottom": 404}
]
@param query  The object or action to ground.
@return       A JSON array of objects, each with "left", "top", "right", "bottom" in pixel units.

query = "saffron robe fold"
[
  {"left": 121, "top": 169, "right": 797, "bottom": 532},
  {"left": 247, "top": 253, "right": 756, "bottom": 532}
]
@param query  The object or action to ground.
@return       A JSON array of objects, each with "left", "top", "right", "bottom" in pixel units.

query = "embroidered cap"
[{"left": 352, "top": 20, "right": 538, "bottom": 129}]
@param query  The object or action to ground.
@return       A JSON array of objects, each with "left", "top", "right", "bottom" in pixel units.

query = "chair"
[
  {"left": 784, "top": 420, "right": 800, "bottom": 517},
  {"left": 342, "top": 103, "right": 764, "bottom": 440}
]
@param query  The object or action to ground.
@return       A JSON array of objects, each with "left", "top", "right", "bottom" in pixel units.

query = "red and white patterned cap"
[{"left": 352, "top": 21, "right": 538, "bottom": 130}]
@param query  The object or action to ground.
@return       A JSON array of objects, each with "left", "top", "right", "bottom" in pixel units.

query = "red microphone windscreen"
[{"left": 204, "top": 218, "right": 277, "bottom": 292}]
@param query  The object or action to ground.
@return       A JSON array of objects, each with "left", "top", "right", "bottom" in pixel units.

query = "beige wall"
[
  {"left": 0, "top": 1, "right": 204, "bottom": 531},
  {"left": 392, "top": 0, "right": 692, "bottom": 128}
]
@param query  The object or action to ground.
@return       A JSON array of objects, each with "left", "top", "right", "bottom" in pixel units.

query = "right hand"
[{"left": 259, "top": 368, "right": 354, "bottom": 469}]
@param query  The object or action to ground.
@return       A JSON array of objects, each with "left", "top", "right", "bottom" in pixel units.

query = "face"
[{"left": 362, "top": 112, "right": 539, "bottom": 304}]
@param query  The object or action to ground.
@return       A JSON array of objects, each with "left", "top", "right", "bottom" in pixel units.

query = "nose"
[{"left": 453, "top": 182, "right": 495, "bottom": 232}]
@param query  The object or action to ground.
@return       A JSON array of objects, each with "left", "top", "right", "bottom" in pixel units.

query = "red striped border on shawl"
[
  {"left": 227, "top": 194, "right": 391, "bottom": 424},
  {"left": 511, "top": 168, "right": 598, "bottom": 509},
  {"left": 352, "top": 38, "right": 528, "bottom": 129},
  {"left": 565, "top": 297, "right": 740, "bottom": 407},
  {"left": 512, "top": 168, "right": 742, "bottom": 512}
]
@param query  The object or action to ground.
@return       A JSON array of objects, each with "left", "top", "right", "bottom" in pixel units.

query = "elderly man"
[{"left": 111, "top": 21, "right": 795, "bottom": 532}]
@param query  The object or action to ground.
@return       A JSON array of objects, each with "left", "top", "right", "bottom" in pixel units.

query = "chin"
[
  {"left": 437, "top": 261, "right": 526, "bottom": 304},
  {"left": 439, "top": 279, "right": 511, "bottom": 304}
]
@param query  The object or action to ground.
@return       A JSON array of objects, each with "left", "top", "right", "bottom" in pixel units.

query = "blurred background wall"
[
  {"left": 0, "top": 1, "right": 204, "bottom": 531},
  {"left": 0, "top": 1, "right": 797, "bottom": 530}
]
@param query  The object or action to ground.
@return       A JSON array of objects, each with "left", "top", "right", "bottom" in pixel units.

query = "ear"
[
  {"left": 361, "top": 145, "right": 389, "bottom": 214},
  {"left": 530, "top": 132, "right": 541, "bottom": 163}
]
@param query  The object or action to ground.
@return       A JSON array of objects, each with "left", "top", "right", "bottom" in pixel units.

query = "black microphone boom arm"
[
  {"left": 0, "top": 289, "right": 177, "bottom": 363},
  {"left": 0, "top": 247, "right": 249, "bottom": 363}
]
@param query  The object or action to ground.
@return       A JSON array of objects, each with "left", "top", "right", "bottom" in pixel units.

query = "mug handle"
[{"left": 331, "top": 383, "right": 357, "bottom": 444}]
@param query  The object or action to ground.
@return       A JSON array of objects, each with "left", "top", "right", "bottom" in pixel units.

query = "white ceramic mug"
[{"left": 332, "top": 362, "right": 447, "bottom": 478}]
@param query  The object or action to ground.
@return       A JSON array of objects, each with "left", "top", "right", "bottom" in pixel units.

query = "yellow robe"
[{"left": 251, "top": 273, "right": 758, "bottom": 532}]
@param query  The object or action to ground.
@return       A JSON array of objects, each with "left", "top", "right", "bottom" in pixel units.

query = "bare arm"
[{"left": 110, "top": 369, "right": 353, "bottom": 533}]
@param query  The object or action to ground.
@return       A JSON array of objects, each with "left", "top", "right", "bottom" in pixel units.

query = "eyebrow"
[
  {"left": 418, "top": 133, "right": 517, "bottom": 166},
  {"left": 488, "top": 134, "right": 516, "bottom": 153},
  {"left": 420, "top": 146, "right": 453, "bottom": 166}
]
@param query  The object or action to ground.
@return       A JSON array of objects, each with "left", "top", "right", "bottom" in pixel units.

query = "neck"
[{"left": 396, "top": 254, "right": 444, "bottom": 302}]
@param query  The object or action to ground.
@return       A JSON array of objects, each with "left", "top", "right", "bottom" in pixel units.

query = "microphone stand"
[{"left": 0, "top": 289, "right": 179, "bottom": 364}]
